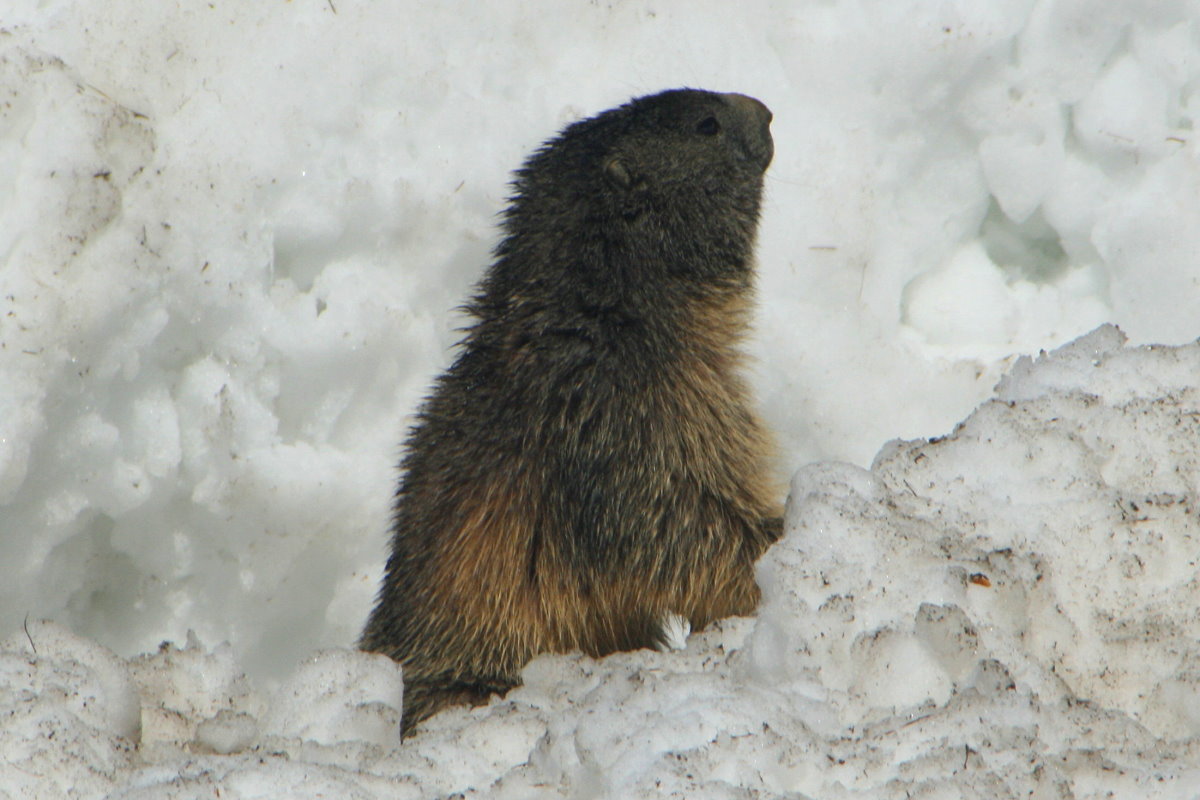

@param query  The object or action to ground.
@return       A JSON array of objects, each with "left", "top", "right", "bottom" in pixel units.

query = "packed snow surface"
[{"left": 2, "top": 0, "right": 1200, "bottom": 797}]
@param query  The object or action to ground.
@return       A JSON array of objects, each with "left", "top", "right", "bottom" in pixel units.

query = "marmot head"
[
  {"left": 594, "top": 89, "right": 773, "bottom": 211},
  {"left": 495, "top": 89, "right": 774, "bottom": 294}
]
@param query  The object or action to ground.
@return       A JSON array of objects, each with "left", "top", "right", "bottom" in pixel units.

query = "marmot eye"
[{"left": 695, "top": 115, "right": 720, "bottom": 136}]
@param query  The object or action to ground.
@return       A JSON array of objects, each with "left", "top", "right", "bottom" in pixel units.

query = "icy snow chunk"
[
  {"left": 0, "top": 620, "right": 140, "bottom": 799},
  {"left": 1, "top": 619, "right": 142, "bottom": 742},
  {"left": 998, "top": 324, "right": 1200, "bottom": 415},
  {"left": 754, "top": 462, "right": 971, "bottom": 714},
  {"left": 869, "top": 328, "right": 1200, "bottom": 740},
  {"left": 263, "top": 648, "right": 402, "bottom": 748},
  {"left": 1074, "top": 55, "right": 1170, "bottom": 156},
  {"left": 128, "top": 632, "right": 264, "bottom": 752},
  {"left": 995, "top": 322, "right": 1127, "bottom": 401}
]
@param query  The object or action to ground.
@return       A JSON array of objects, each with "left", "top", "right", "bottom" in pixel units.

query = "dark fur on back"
[{"left": 360, "top": 88, "right": 782, "bottom": 734}]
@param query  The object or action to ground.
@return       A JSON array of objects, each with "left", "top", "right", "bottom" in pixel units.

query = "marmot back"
[{"left": 361, "top": 88, "right": 782, "bottom": 735}]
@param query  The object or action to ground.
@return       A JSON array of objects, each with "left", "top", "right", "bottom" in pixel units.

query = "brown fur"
[{"left": 361, "top": 89, "right": 782, "bottom": 734}]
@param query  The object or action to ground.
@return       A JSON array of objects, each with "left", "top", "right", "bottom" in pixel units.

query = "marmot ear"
[{"left": 603, "top": 155, "right": 633, "bottom": 190}]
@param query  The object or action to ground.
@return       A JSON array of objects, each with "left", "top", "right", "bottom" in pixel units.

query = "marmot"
[{"left": 361, "top": 88, "right": 782, "bottom": 735}]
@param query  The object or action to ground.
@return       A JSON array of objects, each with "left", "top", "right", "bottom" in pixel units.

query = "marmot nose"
[{"left": 721, "top": 93, "right": 774, "bottom": 170}]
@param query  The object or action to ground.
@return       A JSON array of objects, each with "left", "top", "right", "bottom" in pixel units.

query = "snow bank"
[{"left": 6, "top": 326, "right": 1200, "bottom": 797}]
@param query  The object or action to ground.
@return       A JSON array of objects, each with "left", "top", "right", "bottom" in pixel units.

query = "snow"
[{"left": 1, "top": 0, "right": 1199, "bottom": 797}]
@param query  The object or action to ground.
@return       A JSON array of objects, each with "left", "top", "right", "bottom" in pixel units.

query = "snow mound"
[{"left": 5, "top": 326, "right": 1200, "bottom": 798}]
